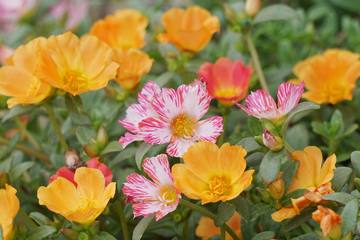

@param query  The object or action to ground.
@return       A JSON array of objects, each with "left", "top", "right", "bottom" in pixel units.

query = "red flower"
[
  {"left": 199, "top": 57, "right": 252, "bottom": 105},
  {"left": 49, "top": 167, "right": 76, "bottom": 185}
]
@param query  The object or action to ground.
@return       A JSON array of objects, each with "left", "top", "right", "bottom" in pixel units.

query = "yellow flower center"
[
  {"left": 215, "top": 87, "right": 239, "bottom": 98},
  {"left": 159, "top": 186, "right": 178, "bottom": 205},
  {"left": 208, "top": 176, "right": 231, "bottom": 196},
  {"left": 63, "top": 70, "right": 88, "bottom": 94},
  {"left": 171, "top": 114, "right": 196, "bottom": 138}
]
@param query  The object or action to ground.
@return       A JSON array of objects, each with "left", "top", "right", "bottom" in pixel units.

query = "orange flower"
[
  {"left": 272, "top": 146, "right": 336, "bottom": 222},
  {"left": 39, "top": 32, "right": 118, "bottom": 95},
  {"left": 158, "top": 6, "right": 220, "bottom": 52},
  {"left": 293, "top": 49, "right": 360, "bottom": 104},
  {"left": 267, "top": 173, "right": 285, "bottom": 200},
  {"left": 196, "top": 212, "right": 242, "bottom": 240},
  {"left": 312, "top": 205, "right": 342, "bottom": 238},
  {"left": 0, "top": 38, "right": 52, "bottom": 108},
  {"left": 90, "top": 9, "right": 147, "bottom": 51},
  {"left": 0, "top": 185, "right": 20, "bottom": 240},
  {"left": 113, "top": 49, "right": 153, "bottom": 90},
  {"left": 38, "top": 167, "right": 116, "bottom": 225},
  {"left": 172, "top": 142, "right": 254, "bottom": 204},
  {"left": 199, "top": 58, "right": 251, "bottom": 105}
]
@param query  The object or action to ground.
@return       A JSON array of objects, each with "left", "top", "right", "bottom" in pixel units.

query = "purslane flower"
[
  {"left": 157, "top": 6, "right": 220, "bottom": 52},
  {"left": 0, "top": 37, "right": 52, "bottom": 108},
  {"left": 113, "top": 49, "right": 153, "bottom": 90},
  {"left": 238, "top": 81, "right": 304, "bottom": 122},
  {"left": 122, "top": 154, "right": 181, "bottom": 221},
  {"left": 172, "top": 142, "right": 254, "bottom": 204},
  {"left": 312, "top": 205, "right": 342, "bottom": 238},
  {"left": 0, "top": 185, "right": 20, "bottom": 240},
  {"left": 39, "top": 32, "right": 118, "bottom": 96},
  {"left": 293, "top": 49, "right": 360, "bottom": 104},
  {"left": 272, "top": 146, "right": 336, "bottom": 222},
  {"left": 199, "top": 57, "right": 252, "bottom": 105},
  {"left": 90, "top": 9, "right": 147, "bottom": 51},
  {"left": 118, "top": 81, "right": 223, "bottom": 157},
  {"left": 262, "top": 129, "right": 283, "bottom": 151},
  {"left": 38, "top": 167, "right": 116, "bottom": 225}
]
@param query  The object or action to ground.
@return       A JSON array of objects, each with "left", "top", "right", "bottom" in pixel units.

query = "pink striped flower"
[
  {"left": 123, "top": 154, "right": 180, "bottom": 221},
  {"left": 238, "top": 82, "right": 304, "bottom": 121},
  {"left": 0, "top": 0, "right": 35, "bottom": 32},
  {"left": 50, "top": 0, "right": 89, "bottom": 30},
  {"left": 119, "top": 81, "right": 223, "bottom": 157}
]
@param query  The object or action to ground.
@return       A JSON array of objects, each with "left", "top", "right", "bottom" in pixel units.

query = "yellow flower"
[
  {"left": 267, "top": 173, "right": 285, "bottom": 200},
  {"left": 271, "top": 146, "right": 336, "bottom": 222},
  {"left": 0, "top": 185, "right": 20, "bottom": 240},
  {"left": 196, "top": 212, "right": 242, "bottom": 240},
  {"left": 172, "top": 142, "right": 254, "bottom": 204},
  {"left": 312, "top": 205, "right": 342, "bottom": 238},
  {"left": 113, "top": 49, "right": 153, "bottom": 90},
  {"left": 90, "top": 9, "right": 148, "bottom": 51},
  {"left": 37, "top": 167, "right": 116, "bottom": 225},
  {"left": 0, "top": 37, "right": 52, "bottom": 108},
  {"left": 158, "top": 6, "right": 220, "bottom": 52},
  {"left": 293, "top": 49, "right": 360, "bottom": 104},
  {"left": 39, "top": 32, "right": 118, "bottom": 96}
]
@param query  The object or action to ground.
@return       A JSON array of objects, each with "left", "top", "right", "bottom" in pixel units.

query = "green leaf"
[
  {"left": 101, "top": 141, "right": 123, "bottom": 155},
  {"left": 10, "top": 162, "right": 34, "bottom": 181},
  {"left": 252, "top": 231, "right": 275, "bottom": 240},
  {"left": 238, "top": 137, "right": 261, "bottom": 152},
  {"left": 0, "top": 134, "right": 20, "bottom": 161},
  {"left": 285, "top": 124, "right": 309, "bottom": 150},
  {"left": 259, "top": 151, "right": 282, "bottom": 182},
  {"left": 153, "top": 72, "right": 174, "bottom": 87},
  {"left": 282, "top": 102, "right": 320, "bottom": 134},
  {"left": 341, "top": 199, "right": 358, "bottom": 235},
  {"left": 1, "top": 105, "right": 34, "bottom": 123},
  {"left": 332, "top": 167, "right": 352, "bottom": 191},
  {"left": 94, "top": 232, "right": 117, "bottom": 240},
  {"left": 29, "top": 212, "right": 51, "bottom": 225},
  {"left": 132, "top": 215, "right": 154, "bottom": 240},
  {"left": 351, "top": 151, "right": 360, "bottom": 177},
  {"left": 28, "top": 225, "right": 57, "bottom": 240},
  {"left": 254, "top": 4, "right": 298, "bottom": 24},
  {"left": 135, "top": 143, "right": 152, "bottom": 169},
  {"left": 0, "top": 227, "right": 2, "bottom": 240},
  {"left": 75, "top": 126, "right": 96, "bottom": 145},
  {"left": 215, "top": 202, "right": 236, "bottom": 227},
  {"left": 281, "top": 160, "right": 298, "bottom": 191},
  {"left": 323, "top": 192, "right": 356, "bottom": 204},
  {"left": 291, "top": 233, "right": 318, "bottom": 240}
]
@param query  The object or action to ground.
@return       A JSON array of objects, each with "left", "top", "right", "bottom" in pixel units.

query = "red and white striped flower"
[
  {"left": 122, "top": 154, "right": 180, "bottom": 221},
  {"left": 119, "top": 81, "right": 223, "bottom": 157},
  {"left": 238, "top": 81, "right": 304, "bottom": 121}
]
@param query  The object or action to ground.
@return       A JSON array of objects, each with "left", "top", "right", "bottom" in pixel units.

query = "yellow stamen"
[
  {"left": 159, "top": 186, "right": 178, "bottom": 205},
  {"left": 208, "top": 176, "right": 231, "bottom": 196},
  {"left": 63, "top": 70, "right": 88, "bottom": 94},
  {"left": 171, "top": 114, "right": 196, "bottom": 138}
]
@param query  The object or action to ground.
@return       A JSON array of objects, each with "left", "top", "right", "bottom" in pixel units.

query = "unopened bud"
[
  {"left": 61, "top": 228, "right": 79, "bottom": 240},
  {"left": 65, "top": 149, "right": 80, "bottom": 168},
  {"left": 96, "top": 126, "right": 108, "bottom": 148},
  {"left": 267, "top": 173, "right": 285, "bottom": 200},
  {"left": 223, "top": 3, "right": 237, "bottom": 23},
  {"left": 245, "top": 0, "right": 261, "bottom": 17},
  {"left": 262, "top": 129, "right": 283, "bottom": 151}
]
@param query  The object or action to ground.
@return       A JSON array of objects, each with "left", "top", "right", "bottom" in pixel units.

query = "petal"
[
  {"left": 166, "top": 138, "right": 196, "bottom": 157},
  {"left": 171, "top": 164, "right": 208, "bottom": 200},
  {"left": 74, "top": 167, "right": 105, "bottom": 200},
  {"left": 138, "top": 81, "right": 161, "bottom": 106},
  {"left": 182, "top": 82, "right": 212, "bottom": 120},
  {"left": 196, "top": 217, "right": 220, "bottom": 239},
  {"left": 119, "top": 103, "right": 150, "bottom": 133},
  {"left": 37, "top": 178, "right": 79, "bottom": 215},
  {"left": 151, "top": 87, "right": 182, "bottom": 121},
  {"left": 195, "top": 116, "right": 223, "bottom": 142},
  {"left": 119, "top": 132, "right": 143, "bottom": 148},
  {"left": 139, "top": 117, "right": 172, "bottom": 144},
  {"left": 227, "top": 169, "right": 254, "bottom": 200},
  {"left": 277, "top": 81, "right": 304, "bottom": 115},
  {"left": 238, "top": 89, "right": 278, "bottom": 120},
  {"left": 142, "top": 154, "right": 173, "bottom": 185},
  {"left": 218, "top": 143, "right": 247, "bottom": 182},
  {"left": 132, "top": 201, "right": 163, "bottom": 219},
  {"left": 318, "top": 154, "right": 336, "bottom": 186},
  {"left": 271, "top": 207, "right": 298, "bottom": 222},
  {"left": 122, "top": 173, "right": 158, "bottom": 201}
]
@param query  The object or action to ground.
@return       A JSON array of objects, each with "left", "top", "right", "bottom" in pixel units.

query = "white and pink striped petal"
[
  {"left": 182, "top": 81, "right": 212, "bottom": 120},
  {"left": 142, "top": 154, "right": 173, "bottom": 185},
  {"left": 277, "top": 81, "right": 304, "bottom": 116},
  {"left": 195, "top": 116, "right": 223, "bottom": 142}
]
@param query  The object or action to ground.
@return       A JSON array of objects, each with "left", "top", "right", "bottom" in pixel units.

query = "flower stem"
[
  {"left": 221, "top": 226, "right": 226, "bottom": 240},
  {"left": 113, "top": 199, "right": 130, "bottom": 240},
  {"left": 15, "top": 117, "right": 42, "bottom": 150},
  {"left": 245, "top": 33, "right": 269, "bottom": 92},
  {"left": 0, "top": 137, "right": 51, "bottom": 168},
  {"left": 44, "top": 104, "right": 68, "bottom": 151},
  {"left": 180, "top": 199, "right": 240, "bottom": 240}
]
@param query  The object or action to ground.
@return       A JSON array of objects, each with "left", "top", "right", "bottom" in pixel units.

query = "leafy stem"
[{"left": 180, "top": 199, "right": 240, "bottom": 240}]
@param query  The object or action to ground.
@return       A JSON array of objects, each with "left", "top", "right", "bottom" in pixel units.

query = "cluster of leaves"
[{"left": 1, "top": 0, "right": 360, "bottom": 239}]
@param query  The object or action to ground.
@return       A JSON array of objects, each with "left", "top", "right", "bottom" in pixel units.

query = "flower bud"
[
  {"left": 267, "top": 173, "right": 285, "bottom": 200},
  {"left": 262, "top": 129, "right": 283, "bottom": 151},
  {"left": 65, "top": 149, "right": 80, "bottom": 168},
  {"left": 96, "top": 126, "right": 108, "bottom": 149},
  {"left": 245, "top": 0, "right": 261, "bottom": 17}
]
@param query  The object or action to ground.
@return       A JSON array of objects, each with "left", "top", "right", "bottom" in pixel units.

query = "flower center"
[
  {"left": 170, "top": 114, "right": 196, "bottom": 138},
  {"left": 63, "top": 70, "right": 88, "bottom": 94},
  {"left": 159, "top": 186, "right": 178, "bottom": 205},
  {"left": 208, "top": 176, "right": 231, "bottom": 196}
]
